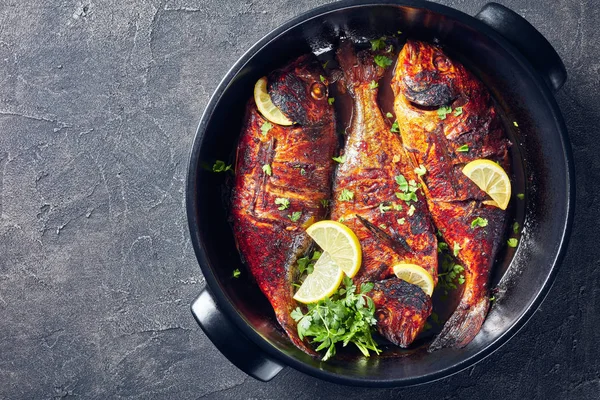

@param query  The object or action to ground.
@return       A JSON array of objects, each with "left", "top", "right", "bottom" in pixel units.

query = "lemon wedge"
[
  {"left": 306, "top": 220, "right": 362, "bottom": 278},
  {"left": 293, "top": 252, "right": 345, "bottom": 304},
  {"left": 462, "top": 159, "right": 511, "bottom": 210},
  {"left": 253, "top": 77, "right": 293, "bottom": 126},
  {"left": 392, "top": 263, "right": 435, "bottom": 296}
]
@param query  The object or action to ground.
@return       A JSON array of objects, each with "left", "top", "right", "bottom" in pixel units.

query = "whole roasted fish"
[
  {"left": 332, "top": 42, "right": 438, "bottom": 347},
  {"left": 230, "top": 55, "right": 337, "bottom": 354},
  {"left": 392, "top": 40, "right": 510, "bottom": 350}
]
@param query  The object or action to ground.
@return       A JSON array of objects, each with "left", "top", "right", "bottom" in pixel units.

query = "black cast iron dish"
[{"left": 186, "top": 1, "right": 574, "bottom": 387}]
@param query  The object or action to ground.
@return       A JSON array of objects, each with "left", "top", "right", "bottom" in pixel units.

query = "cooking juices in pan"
[{"left": 230, "top": 35, "right": 526, "bottom": 359}]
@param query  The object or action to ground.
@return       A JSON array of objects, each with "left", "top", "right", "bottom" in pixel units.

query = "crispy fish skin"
[
  {"left": 392, "top": 40, "right": 510, "bottom": 350},
  {"left": 331, "top": 42, "right": 438, "bottom": 348},
  {"left": 230, "top": 55, "right": 337, "bottom": 355}
]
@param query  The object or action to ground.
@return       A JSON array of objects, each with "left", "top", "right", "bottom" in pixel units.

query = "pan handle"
[
  {"left": 191, "top": 288, "right": 284, "bottom": 381},
  {"left": 476, "top": 2, "right": 567, "bottom": 92}
]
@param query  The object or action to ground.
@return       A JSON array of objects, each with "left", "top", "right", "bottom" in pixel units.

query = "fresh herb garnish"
[
  {"left": 261, "top": 121, "right": 273, "bottom": 135},
  {"left": 517, "top": 193, "right": 524, "bottom": 200},
  {"left": 513, "top": 121, "right": 519, "bottom": 127},
  {"left": 437, "top": 105, "right": 453, "bottom": 120},
  {"left": 369, "top": 80, "right": 379, "bottom": 89},
  {"left": 290, "top": 276, "right": 381, "bottom": 361},
  {"left": 370, "top": 37, "right": 386, "bottom": 51},
  {"left": 453, "top": 242, "right": 461, "bottom": 257},
  {"left": 374, "top": 55, "right": 393, "bottom": 68},
  {"left": 395, "top": 175, "right": 408, "bottom": 191},
  {"left": 332, "top": 155, "right": 346, "bottom": 163},
  {"left": 275, "top": 197, "right": 290, "bottom": 210},
  {"left": 212, "top": 160, "right": 232, "bottom": 173},
  {"left": 453, "top": 107, "right": 463, "bottom": 116},
  {"left": 471, "top": 217, "right": 488, "bottom": 228},
  {"left": 456, "top": 144, "right": 469, "bottom": 153},
  {"left": 288, "top": 211, "right": 302, "bottom": 222},
  {"left": 385, "top": 112, "right": 393, "bottom": 118},
  {"left": 397, "top": 218, "right": 405, "bottom": 225},
  {"left": 379, "top": 203, "right": 392, "bottom": 213},
  {"left": 232, "top": 269, "right": 241, "bottom": 278},
  {"left": 414, "top": 164, "right": 427, "bottom": 176},
  {"left": 262, "top": 163, "right": 272, "bottom": 176},
  {"left": 300, "top": 168, "right": 306, "bottom": 176},
  {"left": 379, "top": 224, "right": 387, "bottom": 230},
  {"left": 320, "top": 199, "right": 329, "bottom": 208},
  {"left": 438, "top": 241, "right": 449, "bottom": 253},
  {"left": 438, "top": 252, "right": 465, "bottom": 295},
  {"left": 507, "top": 238, "right": 518, "bottom": 248},
  {"left": 322, "top": 60, "right": 330, "bottom": 69},
  {"left": 513, "top": 222, "right": 520, "bottom": 234},
  {"left": 297, "top": 250, "right": 321, "bottom": 275},
  {"left": 390, "top": 120, "right": 399, "bottom": 133},
  {"left": 395, "top": 175, "right": 419, "bottom": 204},
  {"left": 320, "top": 75, "right": 326, "bottom": 83},
  {"left": 339, "top": 189, "right": 354, "bottom": 202},
  {"left": 407, "top": 204, "right": 416, "bottom": 216},
  {"left": 328, "top": 97, "right": 335, "bottom": 105},
  {"left": 392, "top": 204, "right": 403, "bottom": 211}
]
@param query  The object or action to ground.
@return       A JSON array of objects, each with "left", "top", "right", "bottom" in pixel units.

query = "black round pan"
[{"left": 186, "top": 0, "right": 574, "bottom": 387}]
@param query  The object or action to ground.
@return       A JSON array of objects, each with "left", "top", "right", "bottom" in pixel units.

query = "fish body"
[
  {"left": 230, "top": 55, "right": 337, "bottom": 354},
  {"left": 331, "top": 42, "right": 438, "bottom": 347},
  {"left": 392, "top": 40, "right": 510, "bottom": 350}
]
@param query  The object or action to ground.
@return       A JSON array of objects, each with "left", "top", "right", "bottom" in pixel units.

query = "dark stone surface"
[{"left": 0, "top": 0, "right": 597, "bottom": 398}]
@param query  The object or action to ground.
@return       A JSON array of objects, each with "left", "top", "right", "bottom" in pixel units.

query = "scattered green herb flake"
[
  {"left": 458, "top": 275, "right": 466, "bottom": 284},
  {"left": 369, "top": 80, "right": 379, "bottom": 89},
  {"left": 328, "top": 97, "right": 335, "bottom": 105},
  {"left": 453, "top": 242, "right": 461, "bottom": 257},
  {"left": 260, "top": 121, "right": 273, "bottom": 135},
  {"left": 513, "top": 121, "right": 519, "bottom": 127},
  {"left": 397, "top": 30, "right": 403, "bottom": 35},
  {"left": 274, "top": 197, "right": 290, "bottom": 210},
  {"left": 332, "top": 155, "right": 346, "bottom": 164},
  {"left": 233, "top": 269, "right": 241, "bottom": 278},
  {"left": 300, "top": 168, "right": 306, "bottom": 176},
  {"left": 438, "top": 242, "right": 448, "bottom": 253},
  {"left": 370, "top": 37, "right": 386, "bottom": 51},
  {"left": 386, "top": 44, "right": 394, "bottom": 53},
  {"left": 288, "top": 211, "right": 302, "bottom": 222},
  {"left": 320, "top": 199, "right": 329, "bottom": 208},
  {"left": 379, "top": 203, "right": 392, "bottom": 214},
  {"left": 517, "top": 193, "right": 525, "bottom": 200},
  {"left": 392, "top": 204, "right": 403, "bottom": 211},
  {"left": 262, "top": 164, "right": 272, "bottom": 176},
  {"left": 374, "top": 55, "right": 393, "bottom": 68},
  {"left": 456, "top": 144, "right": 469, "bottom": 153},
  {"left": 437, "top": 105, "right": 453, "bottom": 120},
  {"left": 453, "top": 106, "right": 463, "bottom": 116},
  {"left": 338, "top": 216, "right": 345, "bottom": 223},
  {"left": 513, "top": 222, "right": 520, "bottom": 234},
  {"left": 385, "top": 112, "right": 394, "bottom": 118},
  {"left": 471, "top": 217, "right": 488, "bottom": 228},
  {"left": 339, "top": 189, "right": 354, "bottom": 202},
  {"left": 395, "top": 174, "right": 408, "bottom": 191},
  {"left": 407, "top": 204, "right": 416, "bottom": 216},
  {"left": 397, "top": 218, "right": 405, "bottom": 225},
  {"left": 379, "top": 224, "right": 387, "bottom": 230},
  {"left": 291, "top": 276, "right": 381, "bottom": 361},
  {"left": 320, "top": 75, "right": 326, "bottom": 83},
  {"left": 212, "top": 160, "right": 232, "bottom": 173},
  {"left": 490, "top": 295, "right": 496, "bottom": 302},
  {"left": 414, "top": 164, "right": 427, "bottom": 176},
  {"left": 507, "top": 238, "right": 518, "bottom": 248},
  {"left": 322, "top": 60, "right": 330, "bottom": 69},
  {"left": 390, "top": 120, "right": 399, "bottom": 133}
]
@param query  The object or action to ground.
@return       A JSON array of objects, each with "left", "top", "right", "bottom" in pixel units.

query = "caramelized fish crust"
[
  {"left": 230, "top": 55, "right": 337, "bottom": 355},
  {"left": 331, "top": 42, "right": 438, "bottom": 347},
  {"left": 392, "top": 40, "right": 511, "bottom": 350}
]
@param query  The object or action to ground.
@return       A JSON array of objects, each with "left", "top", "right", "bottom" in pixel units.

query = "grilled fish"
[
  {"left": 331, "top": 42, "right": 438, "bottom": 347},
  {"left": 392, "top": 40, "right": 510, "bottom": 350},
  {"left": 230, "top": 55, "right": 337, "bottom": 354}
]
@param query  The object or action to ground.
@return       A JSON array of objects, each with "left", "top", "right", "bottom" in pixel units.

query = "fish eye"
[
  {"left": 434, "top": 55, "right": 451, "bottom": 72},
  {"left": 310, "top": 82, "right": 326, "bottom": 100}
]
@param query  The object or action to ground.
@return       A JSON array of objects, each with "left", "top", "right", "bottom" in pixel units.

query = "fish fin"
[
  {"left": 336, "top": 41, "right": 386, "bottom": 91},
  {"left": 355, "top": 214, "right": 411, "bottom": 253},
  {"left": 428, "top": 294, "right": 489, "bottom": 351}
]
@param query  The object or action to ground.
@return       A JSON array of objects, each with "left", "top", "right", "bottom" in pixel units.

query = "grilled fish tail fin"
[
  {"left": 428, "top": 293, "right": 489, "bottom": 351},
  {"left": 336, "top": 40, "right": 386, "bottom": 91}
]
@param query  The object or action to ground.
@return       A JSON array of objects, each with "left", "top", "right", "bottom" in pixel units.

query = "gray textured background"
[{"left": 0, "top": 0, "right": 598, "bottom": 399}]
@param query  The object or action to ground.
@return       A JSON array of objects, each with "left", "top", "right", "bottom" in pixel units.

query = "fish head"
[
  {"left": 397, "top": 40, "right": 460, "bottom": 107},
  {"left": 268, "top": 55, "right": 331, "bottom": 126}
]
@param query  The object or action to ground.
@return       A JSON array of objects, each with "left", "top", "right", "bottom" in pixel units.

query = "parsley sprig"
[
  {"left": 395, "top": 174, "right": 419, "bottom": 204},
  {"left": 291, "top": 276, "right": 381, "bottom": 361}
]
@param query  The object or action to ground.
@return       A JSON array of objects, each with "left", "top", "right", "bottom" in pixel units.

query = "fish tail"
[
  {"left": 336, "top": 41, "right": 385, "bottom": 90},
  {"left": 428, "top": 292, "right": 489, "bottom": 351}
]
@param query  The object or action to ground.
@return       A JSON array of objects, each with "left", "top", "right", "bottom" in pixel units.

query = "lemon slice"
[
  {"left": 392, "top": 263, "right": 435, "bottom": 296},
  {"left": 293, "top": 252, "right": 345, "bottom": 304},
  {"left": 462, "top": 159, "right": 511, "bottom": 210},
  {"left": 253, "top": 77, "right": 293, "bottom": 126},
  {"left": 306, "top": 220, "right": 362, "bottom": 278}
]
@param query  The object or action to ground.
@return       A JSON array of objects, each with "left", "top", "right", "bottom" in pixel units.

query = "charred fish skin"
[
  {"left": 230, "top": 55, "right": 337, "bottom": 355},
  {"left": 392, "top": 40, "right": 510, "bottom": 350},
  {"left": 332, "top": 41, "right": 438, "bottom": 347}
]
